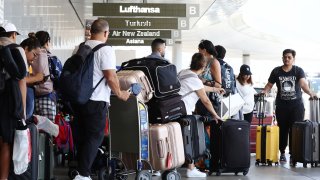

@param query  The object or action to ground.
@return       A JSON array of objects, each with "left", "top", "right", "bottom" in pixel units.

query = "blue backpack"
[
  {"left": 59, "top": 43, "right": 108, "bottom": 104},
  {"left": 217, "top": 58, "right": 236, "bottom": 94},
  {"left": 48, "top": 54, "right": 63, "bottom": 90}
]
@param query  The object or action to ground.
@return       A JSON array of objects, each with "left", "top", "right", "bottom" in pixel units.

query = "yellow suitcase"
[{"left": 255, "top": 125, "right": 279, "bottom": 166}]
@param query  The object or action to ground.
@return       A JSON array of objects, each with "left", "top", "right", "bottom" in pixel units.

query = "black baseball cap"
[{"left": 240, "top": 64, "right": 252, "bottom": 75}]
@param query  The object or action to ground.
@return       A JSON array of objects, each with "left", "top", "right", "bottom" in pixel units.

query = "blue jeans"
[{"left": 26, "top": 87, "right": 35, "bottom": 119}]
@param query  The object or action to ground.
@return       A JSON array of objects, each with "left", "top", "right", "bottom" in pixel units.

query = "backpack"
[
  {"left": 217, "top": 58, "right": 236, "bottom": 94},
  {"left": 48, "top": 54, "right": 63, "bottom": 90},
  {"left": 59, "top": 43, "right": 108, "bottom": 104},
  {"left": 0, "top": 44, "right": 27, "bottom": 93},
  {"left": 54, "top": 113, "right": 74, "bottom": 153}
]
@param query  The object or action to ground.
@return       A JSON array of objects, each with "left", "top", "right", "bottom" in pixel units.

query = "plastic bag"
[{"left": 12, "top": 120, "right": 31, "bottom": 175}]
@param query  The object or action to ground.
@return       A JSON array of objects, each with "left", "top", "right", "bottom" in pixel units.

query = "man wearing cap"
[
  {"left": 261, "top": 49, "right": 317, "bottom": 165},
  {"left": 236, "top": 64, "right": 257, "bottom": 123},
  {"left": 0, "top": 22, "right": 28, "bottom": 179}
]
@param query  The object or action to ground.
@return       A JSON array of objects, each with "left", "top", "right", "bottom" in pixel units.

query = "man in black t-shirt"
[{"left": 261, "top": 49, "right": 317, "bottom": 165}]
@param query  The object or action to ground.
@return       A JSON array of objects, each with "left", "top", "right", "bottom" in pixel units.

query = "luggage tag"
[{"left": 166, "top": 152, "right": 172, "bottom": 168}]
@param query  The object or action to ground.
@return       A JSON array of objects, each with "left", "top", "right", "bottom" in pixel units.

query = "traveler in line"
[
  {"left": 147, "top": 38, "right": 167, "bottom": 60},
  {"left": 0, "top": 22, "right": 28, "bottom": 180},
  {"left": 72, "top": 19, "right": 130, "bottom": 180},
  {"left": 20, "top": 33, "right": 43, "bottom": 119},
  {"left": 178, "top": 52, "right": 224, "bottom": 178},
  {"left": 31, "top": 31, "right": 56, "bottom": 121},
  {"left": 196, "top": 39, "right": 221, "bottom": 115},
  {"left": 261, "top": 49, "right": 317, "bottom": 164},
  {"left": 236, "top": 64, "right": 257, "bottom": 123}
]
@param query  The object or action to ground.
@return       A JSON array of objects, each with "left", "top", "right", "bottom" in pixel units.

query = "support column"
[
  {"left": 172, "top": 40, "right": 183, "bottom": 71},
  {"left": 242, "top": 53, "right": 250, "bottom": 65}
]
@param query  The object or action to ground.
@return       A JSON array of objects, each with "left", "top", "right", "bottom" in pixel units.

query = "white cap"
[{"left": 1, "top": 22, "right": 20, "bottom": 35}]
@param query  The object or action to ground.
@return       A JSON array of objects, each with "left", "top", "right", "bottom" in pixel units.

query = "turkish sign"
[
  {"left": 109, "top": 30, "right": 181, "bottom": 39},
  {"left": 102, "top": 18, "right": 189, "bottom": 30},
  {"left": 93, "top": 3, "right": 199, "bottom": 17}
]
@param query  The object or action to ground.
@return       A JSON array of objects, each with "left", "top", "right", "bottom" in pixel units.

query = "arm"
[
  {"left": 204, "top": 85, "right": 225, "bottom": 94},
  {"left": 18, "top": 78, "right": 27, "bottom": 119},
  {"left": 196, "top": 88, "right": 221, "bottom": 123},
  {"left": 103, "top": 69, "right": 130, "bottom": 101},
  {"left": 261, "top": 82, "right": 274, "bottom": 95},
  {"left": 210, "top": 59, "right": 222, "bottom": 88},
  {"left": 26, "top": 73, "right": 44, "bottom": 85},
  {"left": 299, "top": 78, "right": 317, "bottom": 98}
]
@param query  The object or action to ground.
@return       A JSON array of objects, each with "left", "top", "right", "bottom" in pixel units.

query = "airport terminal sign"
[
  {"left": 107, "top": 38, "right": 174, "bottom": 46},
  {"left": 102, "top": 18, "right": 189, "bottom": 30},
  {"left": 93, "top": 3, "right": 199, "bottom": 17},
  {"left": 109, "top": 30, "right": 181, "bottom": 39}
]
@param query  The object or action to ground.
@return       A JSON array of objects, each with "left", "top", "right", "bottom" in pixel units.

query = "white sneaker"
[
  {"left": 186, "top": 168, "right": 207, "bottom": 178},
  {"left": 152, "top": 170, "right": 161, "bottom": 176},
  {"left": 73, "top": 175, "right": 92, "bottom": 180}
]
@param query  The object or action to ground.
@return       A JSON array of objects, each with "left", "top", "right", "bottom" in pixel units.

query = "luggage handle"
[
  {"left": 309, "top": 97, "right": 319, "bottom": 123},
  {"left": 156, "top": 139, "right": 164, "bottom": 158},
  {"left": 257, "top": 93, "right": 266, "bottom": 126}
]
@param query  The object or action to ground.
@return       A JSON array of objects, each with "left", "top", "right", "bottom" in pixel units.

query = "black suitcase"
[
  {"left": 177, "top": 115, "right": 210, "bottom": 163},
  {"left": 209, "top": 119, "right": 250, "bottom": 176},
  {"left": 291, "top": 120, "right": 319, "bottom": 167},
  {"left": 8, "top": 123, "right": 39, "bottom": 180},
  {"left": 120, "top": 57, "right": 181, "bottom": 98},
  {"left": 147, "top": 94, "right": 186, "bottom": 123}
]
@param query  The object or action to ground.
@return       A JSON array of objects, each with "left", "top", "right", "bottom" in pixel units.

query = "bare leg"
[
  {"left": 188, "top": 163, "right": 195, "bottom": 170},
  {"left": 0, "top": 138, "right": 10, "bottom": 179}
]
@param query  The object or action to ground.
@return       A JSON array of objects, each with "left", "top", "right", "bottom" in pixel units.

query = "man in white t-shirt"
[{"left": 73, "top": 19, "right": 130, "bottom": 180}]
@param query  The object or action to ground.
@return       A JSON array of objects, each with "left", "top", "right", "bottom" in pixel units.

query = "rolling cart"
[{"left": 99, "top": 95, "right": 152, "bottom": 180}]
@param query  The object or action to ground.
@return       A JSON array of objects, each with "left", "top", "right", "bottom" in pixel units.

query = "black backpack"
[
  {"left": 0, "top": 44, "right": 27, "bottom": 93},
  {"left": 59, "top": 43, "right": 108, "bottom": 104},
  {"left": 217, "top": 58, "right": 236, "bottom": 94}
]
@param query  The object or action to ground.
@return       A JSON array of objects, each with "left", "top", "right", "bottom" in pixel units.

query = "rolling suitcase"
[
  {"left": 8, "top": 122, "right": 39, "bottom": 180},
  {"left": 117, "top": 70, "right": 153, "bottom": 103},
  {"left": 250, "top": 115, "right": 272, "bottom": 153},
  {"left": 38, "top": 132, "right": 55, "bottom": 180},
  {"left": 149, "top": 122, "right": 185, "bottom": 171},
  {"left": 291, "top": 98, "right": 319, "bottom": 167},
  {"left": 177, "top": 115, "right": 210, "bottom": 164},
  {"left": 255, "top": 94, "right": 279, "bottom": 166},
  {"left": 209, "top": 94, "right": 250, "bottom": 176}
]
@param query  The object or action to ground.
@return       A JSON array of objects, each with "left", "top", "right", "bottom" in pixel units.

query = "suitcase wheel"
[
  {"left": 135, "top": 170, "right": 151, "bottom": 180},
  {"left": 68, "top": 169, "right": 78, "bottom": 179},
  {"left": 255, "top": 161, "right": 260, "bottom": 166},
  {"left": 243, "top": 170, "right": 249, "bottom": 176},
  {"left": 303, "top": 163, "right": 307, "bottom": 168},
  {"left": 161, "top": 170, "right": 181, "bottom": 180},
  {"left": 216, "top": 170, "right": 221, "bottom": 176},
  {"left": 235, "top": 172, "right": 238, "bottom": 176}
]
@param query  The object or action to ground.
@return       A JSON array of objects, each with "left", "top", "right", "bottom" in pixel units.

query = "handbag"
[
  {"left": 221, "top": 93, "right": 245, "bottom": 120},
  {"left": 12, "top": 120, "right": 31, "bottom": 175}
]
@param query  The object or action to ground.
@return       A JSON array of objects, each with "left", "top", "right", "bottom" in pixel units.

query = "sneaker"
[
  {"left": 73, "top": 175, "right": 92, "bottom": 180},
  {"left": 280, "top": 153, "right": 287, "bottom": 163},
  {"left": 152, "top": 170, "right": 161, "bottom": 176},
  {"left": 186, "top": 168, "right": 207, "bottom": 178}
]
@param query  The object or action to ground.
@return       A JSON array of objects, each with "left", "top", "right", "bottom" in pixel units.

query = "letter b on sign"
[
  {"left": 178, "top": 18, "right": 189, "bottom": 30},
  {"left": 187, "top": 4, "right": 199, "bottom": 17}
]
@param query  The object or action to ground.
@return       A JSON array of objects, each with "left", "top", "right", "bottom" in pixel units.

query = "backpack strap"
[{"left": 92, "top": 43, "right": 110, "bottom": 91}]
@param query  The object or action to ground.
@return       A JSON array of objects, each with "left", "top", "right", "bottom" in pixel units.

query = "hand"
[
  {"left": 214, "top": 87, "right": 225, "bottom": 95},
  {"left": 310, "top": 92, "right": 318, "bottom": 100},
  {"left": 118, "top": 90, "right": 130, "bottom": 101},
  {"left": 35, "top": 73, "right": 44, "bottom": 82},
  {"left": 212, "top": 113, "right": 222, "bottom": 124}
]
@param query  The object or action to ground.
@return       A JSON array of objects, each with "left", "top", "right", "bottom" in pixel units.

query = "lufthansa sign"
[
  {"left": 101, "top": 18, "right": 189, "bottom": 30},
  {"left": 93, "top": 3, "right": 199, "bottom": 17}
]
